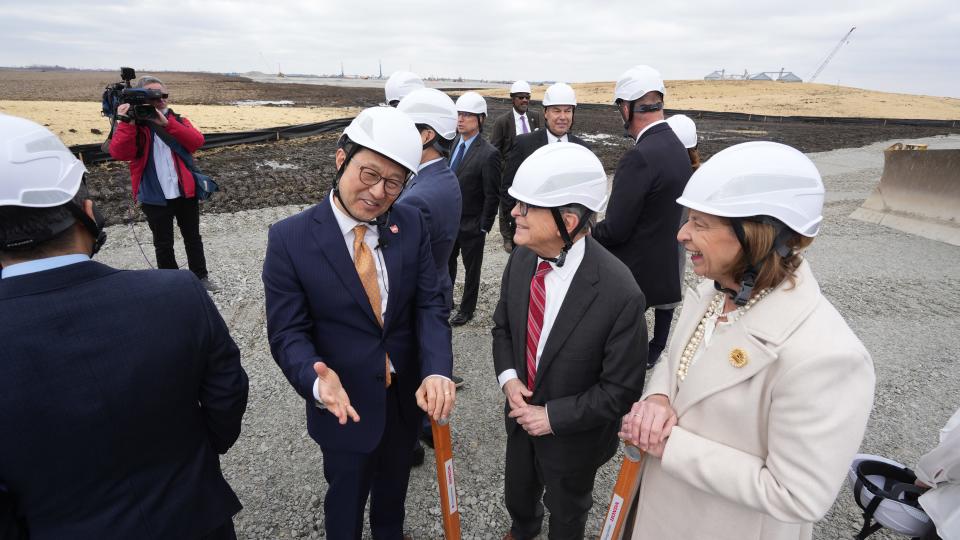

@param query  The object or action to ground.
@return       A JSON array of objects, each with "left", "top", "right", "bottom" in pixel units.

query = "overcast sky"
[{"left": 2, "top": 0, "right": 958, "bottom": 98}]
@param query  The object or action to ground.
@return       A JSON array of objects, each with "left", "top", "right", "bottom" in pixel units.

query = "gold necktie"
[{"left": 353, "top": 224, "right": 391, "bottom": 387}]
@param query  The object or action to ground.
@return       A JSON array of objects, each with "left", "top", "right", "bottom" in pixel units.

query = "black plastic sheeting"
[
  {"left": 485, "top": 96, "right": 960, "bottom": 128},
  {"left": 71, "top": 117, "right": 353, "bottom": 164},
  {"left": 72, "top": 103, "right": 959, "bottom": 165}
]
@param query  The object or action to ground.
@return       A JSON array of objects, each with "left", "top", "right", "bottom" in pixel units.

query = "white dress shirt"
[
  {"left": 497, "top": 237, "right": 586, "bottom": 388},
  {"left": 635, "top": 119, "right": 667, "bottom": 142},
  {"left": 546, "top": 132, "right": 569, "bottom": 144},
  {"left": 513, "top": 109, "right": 531, "bottom": 136},
  {"left": 314, "top": 193, "right": 448, "bottom": 402},
  {"left": 151, "top": 135, "right": 182, "bottom": 199},
  {"left": 314, "top": 193, "right": 389, "bottom": 402}
]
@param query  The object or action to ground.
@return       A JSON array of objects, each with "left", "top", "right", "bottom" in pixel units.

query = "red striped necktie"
[{"left": 525, "top": 261, "right": 553, "bottom": 391}]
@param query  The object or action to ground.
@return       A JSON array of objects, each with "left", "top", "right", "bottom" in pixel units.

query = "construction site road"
[{"left": 90, "top": 134, "right": 960, "bottom": 539}]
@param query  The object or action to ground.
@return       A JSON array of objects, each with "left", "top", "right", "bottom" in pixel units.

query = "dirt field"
[
  {"left": 479, "top": 80, "right": 960, "bottom": 119},
  {"left": 83, "top": 96, "right": 960, "bottom": 228}
]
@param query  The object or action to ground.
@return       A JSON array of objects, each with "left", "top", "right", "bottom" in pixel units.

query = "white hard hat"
[
  {"left": 509, "top": 142, "right": 607, "bottom": 212},
  {"left": 341, "top": 107, "right": 422, "bottom": 175},
  {"left": 398, "top": 87, "right": 457, "bottom": 140},
  {"left": 510, "top": 80, "right": 532, "bottom": 94},
  {"left": 677, "top": 141, "right": 824, "bottom": 237},
  {"left": 0, "top": 113, "right": 87, "bottom": 208},
  {"left": 455, "top": 91, "right": 487, "bottom": 115},
  {"left": 848, "top": 454, "right": 934, "bottom": 537},
  {"left": 666, "top": 114, "right": 698, "bottom": 149},
  {"left": 614, "top": 65, "right": 665, "bottom": 102},
  {"left": 542, "top": 82, "right": 577, "bottom": 107},
  {"left": 384, "top": 71, "right": 424, "bottom": 104}
]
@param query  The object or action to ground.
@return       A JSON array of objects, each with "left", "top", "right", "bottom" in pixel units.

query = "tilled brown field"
[{"left": 85, "top": 95, "right": 960, "bottom": 227}]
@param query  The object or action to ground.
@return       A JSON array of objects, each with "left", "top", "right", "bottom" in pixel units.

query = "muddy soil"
[{"left": 85, "top": 95, "right": 960, "bottom": 227}]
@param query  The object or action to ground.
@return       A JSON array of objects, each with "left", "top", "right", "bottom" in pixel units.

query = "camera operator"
[{"left": 109, "top": 76, "right": 216, "bottom": 290}]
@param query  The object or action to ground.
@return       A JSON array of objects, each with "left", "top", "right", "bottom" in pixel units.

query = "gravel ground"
[{"left": 91, "top": 134, "right": 960, "bottom": 539}]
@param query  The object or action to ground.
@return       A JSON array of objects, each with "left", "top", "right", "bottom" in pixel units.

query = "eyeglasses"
[
  {"left": 357, "top": 165, "right": 406, "bottom": 196},
  {"left": 512, "top": 95, "right": 531, "bottom": 100},
  {"left": 148, "top": 93, "right": 170, "bottom": 101},
  {"left": 516, "top": 201, "right": 542, "bottom": 217}
]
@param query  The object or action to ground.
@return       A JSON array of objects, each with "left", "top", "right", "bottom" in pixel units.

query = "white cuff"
[
  {"left": 312, "top": 378, "right": 326, "bottom": 408},
  {"left": 498, "top": 369, "right": 519, "bottom": 389}
]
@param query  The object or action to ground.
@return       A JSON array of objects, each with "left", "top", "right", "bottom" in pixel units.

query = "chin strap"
[
  {"left": 545, "top": 208, "right": 592, "bottom": 268},
  {"left": 722, "top": 216, "right": 794, "bottom": 305}
]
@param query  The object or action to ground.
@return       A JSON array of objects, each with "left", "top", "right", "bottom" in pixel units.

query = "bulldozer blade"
[{"left": 851, "top": 144, "right": 960, "bottom": 246}]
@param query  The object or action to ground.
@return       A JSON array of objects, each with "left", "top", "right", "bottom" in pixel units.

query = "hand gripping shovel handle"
[
  {"left": 598, "top": 443, "right": 645, "bottom": 540},
  {"left": 431, "top": 417, "right": 461, "bottom": 540}
]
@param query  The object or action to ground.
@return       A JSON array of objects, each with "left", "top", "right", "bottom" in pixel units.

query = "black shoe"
[
  {"left": 647, "top": 342, "right": 665, "bottom": 370},
  {"left": 419, "top": 426, "right": 435, "bottom": 449},
  {"left": 450, "top": 310, "right": 473, "bottom": 326},
  {"left": 411, "top": 442, "right": 425, "bottom": 466},
  {"left": 452, "top": 375, "right": 465, "bottom": 389}
]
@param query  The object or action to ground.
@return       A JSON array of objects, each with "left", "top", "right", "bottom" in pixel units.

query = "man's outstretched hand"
[{"left": 314, "top": 362, "right": 360, "bottom": 425}]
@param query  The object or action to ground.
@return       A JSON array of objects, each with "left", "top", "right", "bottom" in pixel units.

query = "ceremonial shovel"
[
  {"left": 431, "top": 417, "right": 461, "bottom": 539},
  {"left": 598, "top": 444, "right": 645, "bottom": 540}
]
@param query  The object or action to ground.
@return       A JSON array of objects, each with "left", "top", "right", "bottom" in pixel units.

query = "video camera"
[{"left": 101, "top": 67, "right": 162, "bottom": 123}]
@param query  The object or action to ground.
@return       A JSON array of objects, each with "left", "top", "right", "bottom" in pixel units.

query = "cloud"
[{"left": 1, "top": 0, "right": 957, "bottom": 97}]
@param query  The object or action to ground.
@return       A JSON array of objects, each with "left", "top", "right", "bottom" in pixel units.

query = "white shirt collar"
[
  {"left": 1, "top": 253, "right": 91, "bottom": 279},
  {"left": 635, "top": 119, "right": 667, "bottom": 142},
  {"left": 329, "top": 192, "right": 377, "bottom": 238},
  {"left": 546, "top": 131, "right": 569, "bottom": 144},
  {"left": 418, "top": 157, "right": 444, "bottom": 171},
  {"left": 538, "top": 236, "right": 586, "bottom": 279}
]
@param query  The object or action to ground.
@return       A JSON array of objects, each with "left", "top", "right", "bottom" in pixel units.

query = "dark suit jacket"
[
  {"left": 500, "top": 129, "right": 590, "bottom": 210},
  {"left": 490, "top": 108, "right": 542, "bottom": 158},
  {"left": 492, "top": 238, "right": 647, "bottom": 472},
  {"left": 593, "top": 122, "right": 693, "bottom": 306},
  {"left": 450, "top": 135, "right": 502, "bottom": 234},
  {"left": 396, "top": 159, "right": 463, "bottom": 310},
  {"left": 0, "top": 261, "right": 247, "bottom": 540},
  {"left": 262, "top": 195, "right": 453, "bottom": 453}
]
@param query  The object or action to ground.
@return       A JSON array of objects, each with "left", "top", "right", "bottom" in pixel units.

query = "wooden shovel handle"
[
  {"left": 431, "top": 417, "right": 461, "bottom": 540},
  {"left": 598, "top": 444, "right": 645, "bottom": 540}
]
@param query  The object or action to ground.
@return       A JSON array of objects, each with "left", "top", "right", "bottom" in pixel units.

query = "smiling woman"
[{"left": 620, "top": 141, "right": 876, "bottom": 540}]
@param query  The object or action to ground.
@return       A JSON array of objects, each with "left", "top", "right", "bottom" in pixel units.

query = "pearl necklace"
[{"left": 676, "top": 288, "right": 772, "bottom": 382}]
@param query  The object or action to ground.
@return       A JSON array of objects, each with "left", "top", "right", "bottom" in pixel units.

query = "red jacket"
[{"left": 109, "top": 112, "right": 205, "bottom": 201}]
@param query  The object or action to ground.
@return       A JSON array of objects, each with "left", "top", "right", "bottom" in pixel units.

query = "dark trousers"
[
  {"left": 448, "top": 229, "right": 485, "bottom": 315},
  {"left": 141, "top": 197, "right": 208, "bottom": 279},
  {"left": 321, "top": 383, "right": 417, "bottom": 540},
  {"left": 505, "top": 428, "right": 598, "bottom": 540},
  {"left": 498, "top": 200, "right": 516, "bottom": 246}
]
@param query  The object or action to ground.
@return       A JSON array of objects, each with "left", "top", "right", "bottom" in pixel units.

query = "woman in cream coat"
[{"left": 620, "top": 141, "right": 876, "bottom": 540}]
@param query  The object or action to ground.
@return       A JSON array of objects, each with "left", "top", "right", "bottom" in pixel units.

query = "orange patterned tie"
[{"left": 353, "top": 224, "right": 391, "bottom": 387}]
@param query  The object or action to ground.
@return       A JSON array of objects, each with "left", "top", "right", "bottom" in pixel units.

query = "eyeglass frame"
[
  {"left": 356, "top": 165, "right": 408, "bottom": 196},
  {"left": 515, "top": 201, "right": 544, "bottom": 217}
]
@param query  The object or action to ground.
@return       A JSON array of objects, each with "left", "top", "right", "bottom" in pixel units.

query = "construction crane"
[{"left": 809, "top": 26, "right": 856, "bottom": 82}]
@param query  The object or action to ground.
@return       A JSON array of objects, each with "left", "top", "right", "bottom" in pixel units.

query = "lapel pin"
[
  {"left": 729, "top": 348, "right": 748, "bottom": 368},
  {"left": 390, "top": 224, "right": 399, "bottom": 234}
]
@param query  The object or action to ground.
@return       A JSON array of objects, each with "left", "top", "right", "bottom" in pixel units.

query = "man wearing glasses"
[
  {"left": 262, "top": 107, "right": 456, "bottom": 539},
  {"left": 491, "top": 80, "right": 541, "bottom": 253},
  {"left": 109, "top": 76, "right": 215, "bottom": 290}
]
